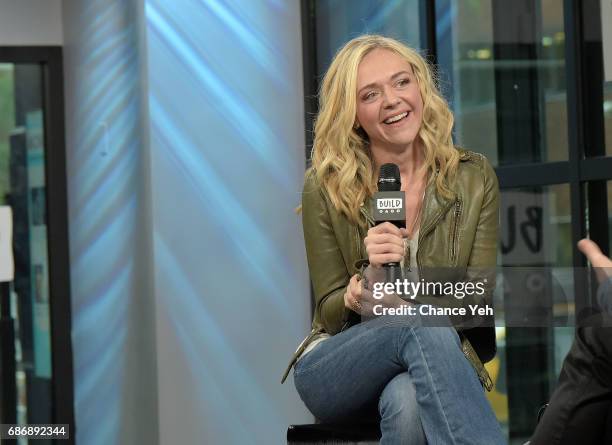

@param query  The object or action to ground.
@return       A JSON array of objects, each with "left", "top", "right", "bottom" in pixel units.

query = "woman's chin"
[
  {"left": 378, "top": 137, "right": 419, "bottom": 152},
  {"left": 381, "top": 129, "right": 419, "bottom": 147}
]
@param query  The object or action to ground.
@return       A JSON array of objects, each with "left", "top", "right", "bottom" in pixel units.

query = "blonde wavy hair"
[{"left": 310, "top": 34, "right": 459, "bottom": 225}]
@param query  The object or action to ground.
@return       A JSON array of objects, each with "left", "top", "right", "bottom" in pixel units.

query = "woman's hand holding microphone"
[
  {"left": 344, "top": 222, "right": 409, "bottom": 313},
  {"left": 364, "top": 222, "right": 408, "bottom": 267}
]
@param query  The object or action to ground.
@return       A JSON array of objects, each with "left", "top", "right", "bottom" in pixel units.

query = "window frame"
[{"left": 0, "top": 46, "right": 74, "bottom": 442}]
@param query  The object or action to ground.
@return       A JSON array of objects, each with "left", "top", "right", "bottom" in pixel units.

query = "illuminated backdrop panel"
[{"left": 145, "top": 0, "right": 311, "bottom": 443}]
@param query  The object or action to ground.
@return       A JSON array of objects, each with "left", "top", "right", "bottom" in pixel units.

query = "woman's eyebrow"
[{"left": 358, "top": 70, "right": 412, "bottom": 94}]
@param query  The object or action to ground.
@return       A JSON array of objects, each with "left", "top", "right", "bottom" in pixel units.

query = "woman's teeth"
[{"left": 384, "top": 112, "right": 408, "bottom": 124}]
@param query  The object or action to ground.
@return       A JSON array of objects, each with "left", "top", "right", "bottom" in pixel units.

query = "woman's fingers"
[
  {"left": 364, "top": 233, "right": 404, "bottom": 248},
  {"left": 368, "top": 222, "right": 404, "bottom": 237},
  {"left": 365, "top": 224, "right": 406, "bottom": 267},
  {"left": 366, "top": 242, "right": 404, "bottom": 256},
  {"left": 344, "top": 274, "right": 363, "bottom": 312},
  {"left": 365, "top": 239, "right": 404, "bottom": 267},
  {"left": 348, "top": 274, "right": 362, "bottom": 298}
]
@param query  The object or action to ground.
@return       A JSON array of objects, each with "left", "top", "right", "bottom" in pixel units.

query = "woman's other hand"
[
  {"left": 364, "top": 222, "right": 409, "bottom": 267},
  {"left": 344, "top": 274, "right": 363, "bottom": 312}
]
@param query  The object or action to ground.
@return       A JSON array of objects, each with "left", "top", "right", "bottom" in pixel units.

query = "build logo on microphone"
[
  {"left": 372, "top": 191, "right": 405, "bottom": 223},
  {"left": 376, "top": 198, "right": 403, "bottom": 213}
]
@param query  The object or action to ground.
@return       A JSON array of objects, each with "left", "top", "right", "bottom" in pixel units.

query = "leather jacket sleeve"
[
  {"left": 461, "top": 155, "right": 499, "bottom": 328},
  {"left": 465, "top": 156, "right": 499, "bottom": 270},
  {"left": 414, "top": 155, "right": 499, "bottom": 329},
  {"left": 463, "top": 156, "right": 499, "bottom": 306},
  {"left": 301, "top": 170, "right": 352, "bottom": 335}
]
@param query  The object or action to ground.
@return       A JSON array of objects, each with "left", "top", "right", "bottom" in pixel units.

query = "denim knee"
[
  {"left": 379, "top": 373, "right": 426, "bottom": 444},
  {"left": 399, "top": 324, "right": 461, "bottom": 353},
  {"left": 423, "top": 326, "right": 461, "bottom": 349}
]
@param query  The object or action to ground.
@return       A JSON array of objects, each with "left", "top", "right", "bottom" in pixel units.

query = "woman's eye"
[
  {"left": 396, "top": 78, "right": 410, "bottom": 87},
  {"left": 363, "top": 91, "right": 378, "bottom": 101}
]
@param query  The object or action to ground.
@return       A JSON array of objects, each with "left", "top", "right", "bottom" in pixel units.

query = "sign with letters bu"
[
  {"left": 0, "top": 206, "right": 14, "bottom": 282},
  {"left": 500, "top": 191, "right": 555, "bottom": 266}
]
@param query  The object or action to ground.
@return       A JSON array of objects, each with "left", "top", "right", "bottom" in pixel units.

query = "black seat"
[{"left": 287, "top": 421, "right": 381, "bottom": 444}]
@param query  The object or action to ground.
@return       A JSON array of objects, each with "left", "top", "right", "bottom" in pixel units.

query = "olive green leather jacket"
[{"left": 281, "top": 149, "right": 499, "bottom": 386}]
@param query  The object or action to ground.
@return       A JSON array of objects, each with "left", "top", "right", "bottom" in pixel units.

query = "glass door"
[{"left": 0, "top": 48, "right": 73, "bottom": 445}]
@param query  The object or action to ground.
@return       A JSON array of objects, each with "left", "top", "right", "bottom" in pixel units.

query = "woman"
[{"left": 281, "top": 35, "right": 504, "bottom": 444}]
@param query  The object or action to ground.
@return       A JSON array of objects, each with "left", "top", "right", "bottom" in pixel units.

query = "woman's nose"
[{"left": 382, "top": 88, "right": 400, "bottom": 108}]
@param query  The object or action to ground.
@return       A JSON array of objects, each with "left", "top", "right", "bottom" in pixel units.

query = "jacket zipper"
[
  {"left": 450, "top": 199, "right": 462, "bottom": 263},
  {"left": 406, "top": 240, "right": 411, "bottom": 272},
  {"left": 354, "top": 226, "right": 363, "bottom": 261},
  {"left": 360, "top": 205, "right": 375, "bottom": 226}
]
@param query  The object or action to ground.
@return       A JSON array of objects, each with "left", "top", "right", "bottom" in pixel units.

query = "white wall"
[
  {"left": 145, "top": 1, "right": 312, "bottom": 443},
  {"left": 62, "top": 1, "right": 159, "bottom": 444},
  {"left": 0, "top": 0, "right": 63, "bottom": 45}
]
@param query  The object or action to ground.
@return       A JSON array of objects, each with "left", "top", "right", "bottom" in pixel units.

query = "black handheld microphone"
[{"left": 372, "top": 163, "right": 405, "bottom": 284}]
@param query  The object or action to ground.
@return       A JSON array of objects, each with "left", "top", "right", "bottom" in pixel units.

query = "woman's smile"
[{"left": 382, "top": 110, "right": 411, "bottom": 126}]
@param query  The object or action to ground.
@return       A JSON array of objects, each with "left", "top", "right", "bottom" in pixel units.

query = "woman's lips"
[{"left": 383, "top": 111, "right": 410, "bottom": 126}]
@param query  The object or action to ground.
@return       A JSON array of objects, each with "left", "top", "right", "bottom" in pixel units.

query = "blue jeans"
[{"left": 293, "top": 315, "right": 504, "bottom": 445}]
